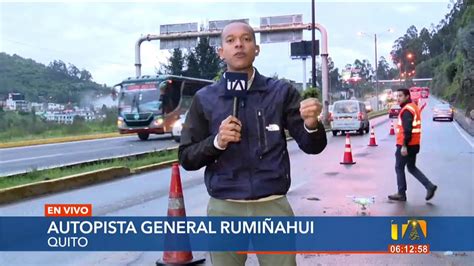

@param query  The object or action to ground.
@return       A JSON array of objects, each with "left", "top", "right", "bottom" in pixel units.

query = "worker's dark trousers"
[{"left": 395, "top": 146, "right": 435, "bottom": 195}]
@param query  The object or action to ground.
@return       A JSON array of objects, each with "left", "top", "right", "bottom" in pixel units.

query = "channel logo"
[{"left": 391, "top": 219, "right": 427, "bottom": 241}]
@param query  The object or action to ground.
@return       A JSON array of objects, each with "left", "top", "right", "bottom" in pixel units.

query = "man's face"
[
  {"left": 218, "top": 23, "right": 259, "bottom": 72},
  {"left": 397, "top": 91, "right": 409, "bottom": 105}
]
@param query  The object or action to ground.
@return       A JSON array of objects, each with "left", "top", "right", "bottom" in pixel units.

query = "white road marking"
[
  {"left": 0, "top": 146, "right": 124, "bottom": 164},
  {"left": 0, "top": 153, "right": 65, "bottom": 164},
  {"left": 452, "top": 121, "right": 474, "bottom": 148}
]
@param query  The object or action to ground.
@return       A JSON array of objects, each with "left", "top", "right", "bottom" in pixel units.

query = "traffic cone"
[
  {"left": 368, "top": 126, "right": 378, "bottom": 147},
  {"left": 156, "top": 163, "right": 205, "bottom": 266},
  {"left": 340, "top": 133, "right": 356, "bottom": 165},
  {"left": 389, "top": 120, "right": 395, "bottom": 135}
]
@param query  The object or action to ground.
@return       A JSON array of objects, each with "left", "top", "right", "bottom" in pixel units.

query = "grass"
[
  {"left": 0, "top": 110, "right": 118, "bottom": 146},
  {"left": 0, "top": 149, "right": 178, "bottom": 190},
  {"left": 368, "top": 109, "right": 388, "bottom": 119},
  {"left": 0, "top": 123, "right": 117, "bottom": 143},
  {"left": 0, "top": 132, "right": 122, "bottom": 149}
]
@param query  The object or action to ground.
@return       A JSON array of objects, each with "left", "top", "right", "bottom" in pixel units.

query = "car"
[
  {"left": 318, "top": 104, "right": 334, "bottom": 121},
  {"left": 432, "top": 103, "right": 454, "bottom": 121},
  {"left": 389, "top": 104, "right": 401, "bottom": 118},
  {"left": 330, "top": 100, "right": 370, "bottom": 136},
  {"left": 364, "top": 101, "right": 373, "bottom": 112},
  {"left": 171, "top": 112, "right": 187, "bottom": 142}
]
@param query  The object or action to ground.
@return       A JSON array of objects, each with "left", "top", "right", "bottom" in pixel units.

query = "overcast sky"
[{"left": 0, "top": 0, "right": 451, "bottom": 86}]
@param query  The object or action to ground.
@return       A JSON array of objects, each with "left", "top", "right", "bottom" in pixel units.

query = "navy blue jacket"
[{"left": 178, "top": 69, "right": 327, "bottom": 200}]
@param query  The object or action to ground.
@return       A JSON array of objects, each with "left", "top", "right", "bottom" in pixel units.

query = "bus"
[{"left": 114, "top": 75, "right": 213, "bottom": 140}]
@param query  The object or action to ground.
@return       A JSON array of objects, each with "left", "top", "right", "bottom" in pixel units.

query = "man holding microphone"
[{"left": 179, "top": 21, "right": 327, "bottom": 265}]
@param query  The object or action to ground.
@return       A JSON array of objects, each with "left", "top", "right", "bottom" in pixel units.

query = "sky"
[{"left": 0, "top": 0, "right": 452, "bottom": 86}]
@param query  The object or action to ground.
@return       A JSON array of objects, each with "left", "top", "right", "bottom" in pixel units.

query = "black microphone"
[
  {"left": 225, "top": 72, "right": 248, "bottom": 118},
  {"left": 233, "top": 97, "right": 239, "bottom": 117}
]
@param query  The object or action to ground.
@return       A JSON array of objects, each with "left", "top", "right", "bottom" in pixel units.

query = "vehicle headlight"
[
  {"left": 173, "top": 119, "right": 182, "bottom": 129},
  {"left": 117, "top": 117, "right": 124, "bottom": 127},
  {"left": 153, "top": 118, "right": 164, "bottom": 126}
]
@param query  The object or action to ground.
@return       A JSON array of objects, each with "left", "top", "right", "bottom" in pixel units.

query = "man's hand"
[
  {"left": 217, "top": 115, "right": 242, "bottom": 149},
  {"left": 401, "top": 145, "right": 408, "bottom": 156},
  {"left": 300, "top": 98, "right": 322, "bottom": 130}
]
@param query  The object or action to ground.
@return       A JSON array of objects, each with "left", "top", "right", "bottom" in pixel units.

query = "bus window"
[
  {"left": 158, "top": 79, "right": 182, "bottom": 114},
  {"left": 179, "top": 81, "right": 207, "bottom": 110}
]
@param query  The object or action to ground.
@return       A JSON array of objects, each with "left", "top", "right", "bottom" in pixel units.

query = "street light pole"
[
  {"left": 374, "top": 33, "right": 379, "bottom": 111},
  {"left": 311, "top": 0, "right": 316, "bottom": 88},
  {"left": 358, "top": 29, "right": 393, "bottom": 110}
]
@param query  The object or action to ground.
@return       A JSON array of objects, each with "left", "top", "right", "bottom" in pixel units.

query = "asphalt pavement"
[
  {"left": 0, "top": 98, "right": 473, "bottom": 265},
  {"left": 0, "top": 134, "right": 178, "bottom": 176}
]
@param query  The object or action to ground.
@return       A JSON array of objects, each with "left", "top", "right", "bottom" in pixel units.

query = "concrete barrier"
[
  {"left": 131, "top": 159, "right": 179, "bottom": 174},
  {"left": 454, "top": 109, "right": 474, "bottom": 136}
]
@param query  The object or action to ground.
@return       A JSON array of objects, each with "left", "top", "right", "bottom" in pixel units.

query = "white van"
[{"left": 330, "top": 100, "right": 370, "bottom": 136}]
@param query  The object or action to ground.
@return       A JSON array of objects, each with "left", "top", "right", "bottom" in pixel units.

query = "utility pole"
[
  {"left": 311, "top": 0, "right": 316, "bottom": 88},
  {"left": 374, "top": 33, "right": 379, "bottom": 111},
  {"left": 302, "top": 58, "right": 307, "bottom": 91}
]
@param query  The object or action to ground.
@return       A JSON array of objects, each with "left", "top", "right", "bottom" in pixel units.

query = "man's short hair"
[
  {"left": 397, "top": 88, "right": 410, "bottom": 97},
  {"left": 220, "top": 21, "right": 256, "bottom": 45}
]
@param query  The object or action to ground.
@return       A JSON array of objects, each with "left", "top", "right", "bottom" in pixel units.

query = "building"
[
  {"left": 30, "top": 102, "right": 46, "bottom": 112},
  {"left": 43, "top": 112, "right": 75, "bottom": 124},
  {"left": 47, "top": 103, "right": 65, "bottom": 111},
  {"left": 42, "top": 109, "right": 103, "bottom": 124},
  {"left": 5, "top": 93, "right": 29, "bottom": 112}
]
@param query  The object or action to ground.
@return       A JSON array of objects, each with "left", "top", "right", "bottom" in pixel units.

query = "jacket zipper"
[
  {"left": 241, "top": 99, "right": 254, "bottom": 198},
  {"left": 256, "top": 109, "right": 267, "bottom": 154}
]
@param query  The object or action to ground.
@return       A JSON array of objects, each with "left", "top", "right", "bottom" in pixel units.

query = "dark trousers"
[{"left": 395, "top": 146, "right": 434, "bottom": 195}]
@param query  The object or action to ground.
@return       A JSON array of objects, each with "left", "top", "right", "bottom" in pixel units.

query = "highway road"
[
  {"left": 0, "top": 109, "right": 387, "bottom": 176},
  {"left": 1, "top": 98, "right": 473, "bottom": 265},
  {"left": 0, "top": 134, "right": 178, "bottom": 176}
]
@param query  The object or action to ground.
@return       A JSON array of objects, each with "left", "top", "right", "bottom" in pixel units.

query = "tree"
[
  {"left": 48, "top": 60, "right": 68, "bottom": 75},
  {"left": 164, "top": 48, "right": 185, "bottom": 75},
  {"left": 353, "top": 59, "right": 373, "bottom": 81},
  {"left": 68, "top": 63, "right": 81, "bottom": 79},
  {"left": 328, "top": 57, "right": 341, "bottom": 92},
  {"left": 184, "top": 50, "right": 200, "bottom": 78},
  {"left": 178, "top": 37, "right": 223, "bottom": 79},
  {"left": 195, "top": 37, "right": 222, "bottom": 80},
  {"left": 377, "top": 56, "right": 391, "bottom": 80},
  {"left": 79, "top": 69, "right": 92, "bottom": 81}
]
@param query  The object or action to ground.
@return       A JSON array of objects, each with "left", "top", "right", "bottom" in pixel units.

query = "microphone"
[{"left": 224, "top": 72, "right": 248, "bottom": 118}]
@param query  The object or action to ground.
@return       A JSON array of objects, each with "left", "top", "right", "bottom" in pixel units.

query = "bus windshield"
[{"left": 118, "top": 83, "right": 162, "bottom": 115}]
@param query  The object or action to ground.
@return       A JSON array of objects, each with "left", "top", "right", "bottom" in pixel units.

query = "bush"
[
  {"left": 301, "top": 87, "right": 321, "bottom": 100},
  {"left": 445, "top": 62, "right": 458, "bottom": 83}
]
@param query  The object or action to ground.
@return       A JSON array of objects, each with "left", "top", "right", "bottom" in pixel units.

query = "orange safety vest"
[{"left": 396, "top": 102, "right": 421, "bottom": 146}]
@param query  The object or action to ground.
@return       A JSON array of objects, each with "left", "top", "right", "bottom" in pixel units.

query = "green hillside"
[
  {"left": 391, "top": 1, "right": 473, "bottom": 115},
  {"left": 0, "top": 52, "right": 110, "bottom": 104}
]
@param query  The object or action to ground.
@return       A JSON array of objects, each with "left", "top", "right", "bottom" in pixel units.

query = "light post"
[
  {"left": 357, "top": 28, "right": 394, "bottom": 111},
  {"left": 311, "top": 0, "right": 316, "bottom": 89},
  {"left": 405, "top": 52, "right": 415, "bottom": 86}
]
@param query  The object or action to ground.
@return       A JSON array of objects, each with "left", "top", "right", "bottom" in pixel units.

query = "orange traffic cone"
[
  {"left": 389, "top": 120, "right": 395, "bottom": 135},
  {"left": 156, "top": 163, "right": 205, "bottom": 266},
  {"left": 340, "top": 133, "right": 356, "bottom": 165},
  {"left": 368, "top": 126, "right": 378, "bottom": 147}
]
